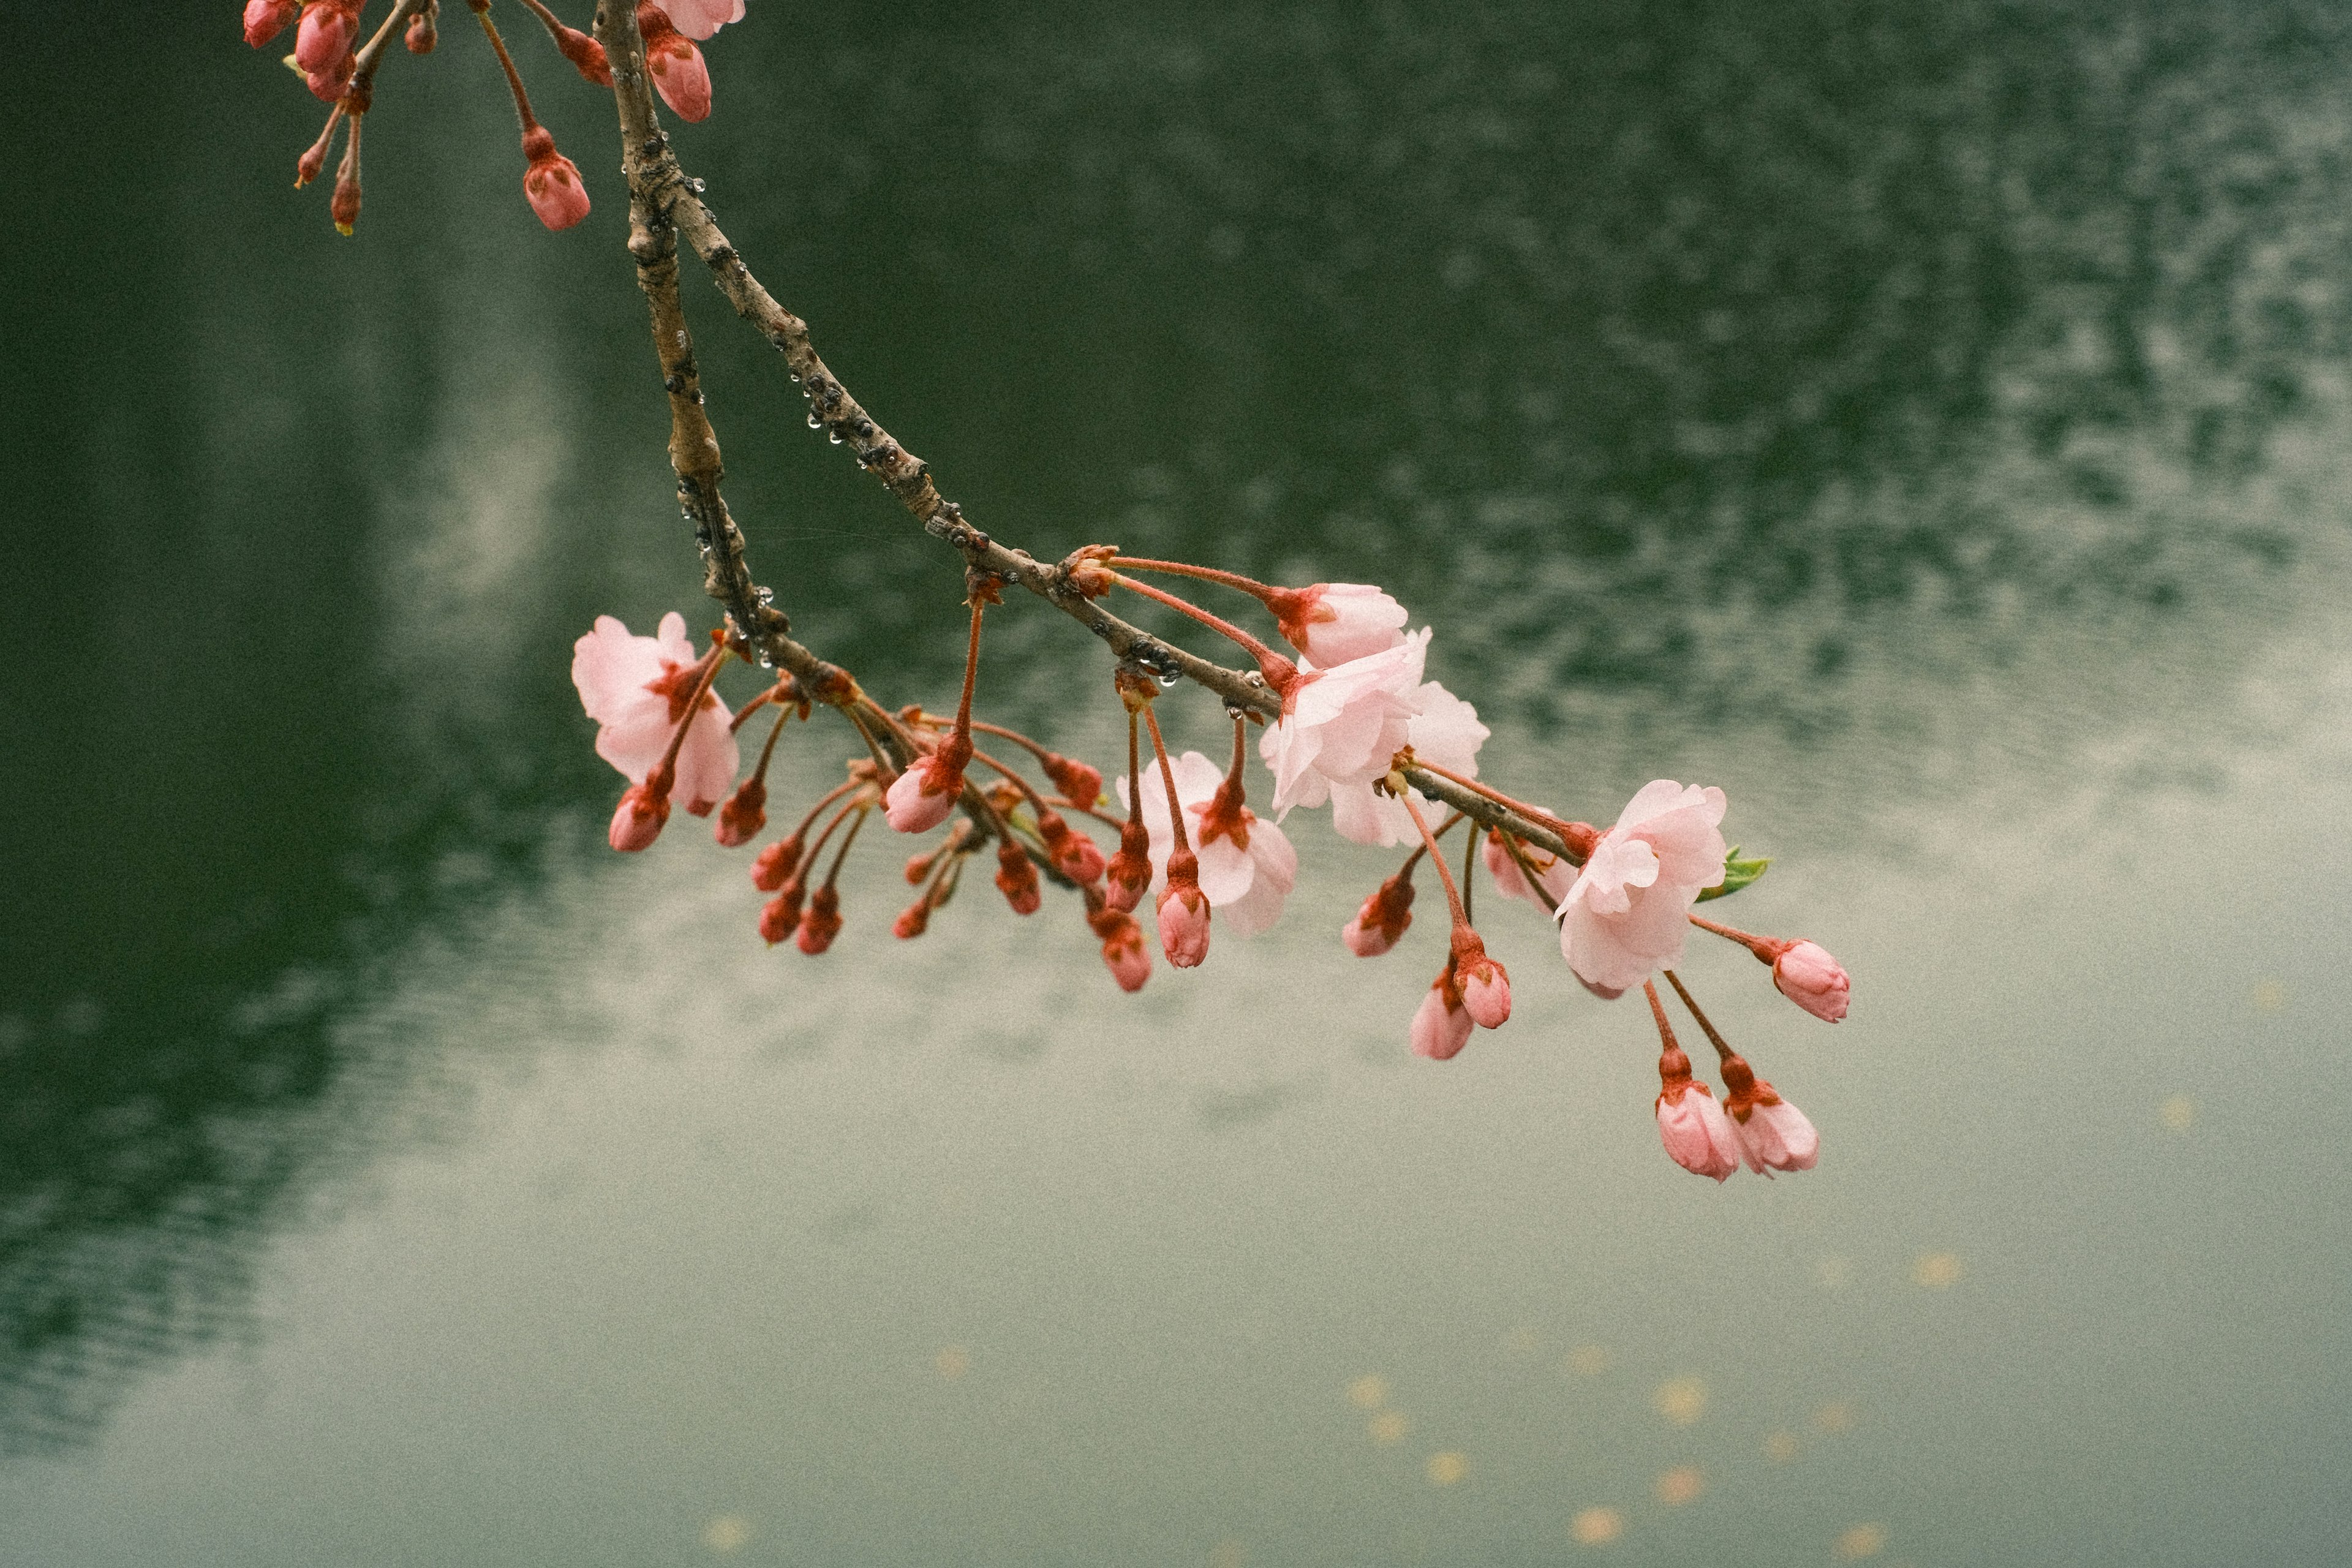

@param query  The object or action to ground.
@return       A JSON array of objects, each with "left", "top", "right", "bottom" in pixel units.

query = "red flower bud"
[
  {"left": 995, "top": 839, "right": 1042, "bottom": 915},
  {"left": 521, "top": 127, "right": 591, "bottom": 232},
  {"left": 243, "top": 0, "right": 301, "bottom": 48},
  {"left": 751, "top": 834, "right": 803, "bottom": 891}
]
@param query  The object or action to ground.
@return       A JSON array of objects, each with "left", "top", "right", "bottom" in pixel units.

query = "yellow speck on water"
[
  {"left": 1653, "top": 1465, "right": 1704, "bottom": 1506},
  {"left": 701, "top": 1516, "right": 753, "bottom": 1554},
  {"left": 935, "top": 1345, "right": 970, "bottom": 1380},
  {"left": 1504, "top": 1324, "right": 1541, "bottom": 1355},
  {"left": 1570, "top": 1506, "right": 1625, "bottom": 1545},
  {"left": 2160, "top": 1095, "right": 2196, "bottom": 1132},
  {"left": 2253, "top": 978, "right": 2285, "bottom": 1013},
  {"left": 1763, "top": 1430, "right": 1801, "bottom": 1461},
  {"left": 1834, "top": 1523, "right": 1889, "bottom": 1559},
  {"left": 1815, "top": 1256, "right": 1851, "bottom": 1290},
  {"left": 1425, "top": 1452, "right": 1468, "bottom": 1486},
  {"left": 1911, "top": 1251, "right": 1964, "bottom": 1289},
  {"left": 1208, "top": 1539, "right": 1246, "bottom": 1568},
  {"left": 1348, "top": 1374, "right": 1390, "bottom": 1409},
  {"left": 1813, "top": 1401, "right": 1857, "bottom": 1434},
  {"left": 1369, "top": 1411, "right": 1411, "bottom": 1445},
  {"left": 1565, "top": 1344, "right": 1611, "bottom": 1378},
  {"left": 1653, "top": 1376, "right": 1708, "bottom": 1426}
]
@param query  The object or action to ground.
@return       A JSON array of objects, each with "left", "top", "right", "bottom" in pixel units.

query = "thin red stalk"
[
  {"left": 471, "top": 2, "right": 541, "bottom": 130},
  {"left": 1140, "top": 708, "right": 1192, "bottom": 854},
  {"left": 1123, "top": 712, "right": 1143, "bottom": 826},
  {"left": 821, "top": 804, "right": 870, "bottom": 889},
  {"left": 1111, "top": 573, "right": 1289, "bottom": 677},
  {"left": 970, "top": 747, "right": 1048, "bottom": 810},
  {"left": 746, "top": 703, "right": 791, "bottom": 784},
  {"left": 1107, "top": 557, "right": 1278, "bottom": 605},
  {"left": 788, "top": 777, "right": 865, "bottom": 843},
  {"left": 1642, "top": 979, "right": 1682, "bottom": 1051},
  {"left": 1048, "top": 797, "right": 1124, "bottom": 829},
  {"left": 952, "top": 600, "right": 984, "bottom": 737},
  {"left": 1662, "top": 970, "right": 1736, "bottom": 1061},
  {"left": 1688, "top": 913, "right": 1778, "bottom": 960},
  {"left": 1397, "top": 792, "right": 1469, "bottom": 930},
  {"left": 799, "top": 792, "right": 863, "bottom": 869},
  {"left": 1461, "top": 813, "right": 1478, "bottom": 927}
]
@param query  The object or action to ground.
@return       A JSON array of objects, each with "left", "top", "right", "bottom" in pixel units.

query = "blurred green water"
[{"left": 2, "top": 1, "right": 2350, "bottom": 1562}]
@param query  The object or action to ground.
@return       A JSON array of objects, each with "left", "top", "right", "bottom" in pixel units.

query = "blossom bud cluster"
[
  {"left": 241, "top": 1, "right": 746, "bottom": 235},
  {"left": 568, "top": 545, "right": 1851, "bottom": 1183}
]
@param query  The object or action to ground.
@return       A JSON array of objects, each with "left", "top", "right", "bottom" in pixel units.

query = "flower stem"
[
  {"left": 1662, "top": 970, "right": 1736, "bottom": 1061},
  {"left": 1688, "top": 913, "right": 1782, "bottom": 962},
  {"left": 470, "top": 1, "right": 541, "bottom": 131},
  {"left": 821, "top": 804, "right": 870, "bottom": 889},
  {"left": 1140, "top": 707, "right": 1193, "bottom": 856},
  {"left": 1406, "top": 758, "right": 1589, "bottom": 854},
  {"left": 1108, "top": 557, "right": 1278, "bottom": 605},
  {"left": 1642, "top": 979, "right": 1683, "bottom": 1054},
  {"left": 1397, "top": 792, "right": 1471, "bottom": 931},
  {"left": 1110, "top": 573, "right": 1296, "bottom": 690}
]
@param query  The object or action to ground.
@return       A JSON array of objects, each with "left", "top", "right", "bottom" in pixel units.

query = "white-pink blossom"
[
  {"left": 1772, "top": 940, "right": 1850, "bottom": 1022},
  {"left": 1272, "top": 582, "right": 1409, "bottom": 666},
  {"left": 571, "top": 612, "right": 739, "bottom": 815},
  {"left": 1325, "top": 679, "right": 1491, "bottom": 848},
  {"left": 652, "top": 0, "right": 743, "bottom": 40},
  {"left": 1656, "top": 1083, "right": 1742, "bottom": 1182},
  {"left": 1118, "top": 752, "right": 1298, "bottom": 937},
  {"left": 1259, "top": 629, "right": 1429, "bottom": 820},
  {"left": 1555, "top": 780, "right": 1728, "bottom": 998}
]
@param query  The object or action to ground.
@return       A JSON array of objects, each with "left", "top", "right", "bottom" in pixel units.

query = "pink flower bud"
[
  {"left": 549, "top": 21, "right": 611, "bottom": 85},
  {"left": 522, "top": 129, "right": 592, "bottom": 233},
  {"left": 758, "top": 880, "right": 805, "bottom": 944},
  {"left": 884, "top": 753, "right": 964, "bottom": 834},
  {"left": 1104, "top": 818, "right": 1153, "bottom": 913},
  {"left": 609, "top": 778, "right": 669, "bottom": 851},
  {"left": 1342, "top": 873, "right": 1415, "bottom": 957},
  {"left": 1409, "top": 976, "right": 1473, "bottom": 1061},
  {"left": 796, "top": 886, "right": 843, "bottom": 954},
  {"left": 1771, "top": 940, "right": 1850, "bottom": 1022},
  {"left": 714, "top": 778, "right": 765, "bottom": 846},
  {"left": 751, "top": 834, "right": 802, "bottom": 891},
  {"left": 1099, "top": 916, "right": 1152, "bottom": 992},
  {"left": 995, "top": 839, "right": 1042, "bottom": 914},
  {"left": 306, "top": 58, "right": 355, "bottom": 105},
  {"left": 1719, "top": 1055, "right": 1819, "bottom": 1176},
  {"left": 1460, "top": 955, "right": 1511, "bottom": 1029},
  {"left": 1655, "top": 1082, "right": 1742, "bottom": 1182},
  {"left": 638, "top": 4, "right": 714, "bottom": 122},
  {"left": 294, "top": 1, "right": 359, "bottom": 74},
  {"left": 1036, "top": 811, "right": 1105, "bottom": 883},
  {"left": 404, "top": 7, "right": 436, "bottom": 52},
  {"left": 243, "top": 0, "right": 300, "bottom": 48},
  {"left": 1042, "top": 753, "right": 1104, "bottom": 807},
  {"left": 1156, "top": 881, "right": 1211, "bottom": 968}
]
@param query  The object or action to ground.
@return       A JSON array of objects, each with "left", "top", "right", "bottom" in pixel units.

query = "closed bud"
[
  {"left": 404, "top": 5, "right": 437, "bottom": 53},
  {"left": 1042, "top": 752, "right": 1104, "bottom": 807},
  {"left": 714, "top": 777, "right": 766, "bottom": 846},
  {"left": 1409, "top": 970, "right": 1473, "bottom": 1061},
  {"left": 244, "top": 0, "right": 301, "bottom": 48},
  {"left": 1104, "top": 818, "right": 1153, "bottom": 913},
  {"left": 796, "top": 886, "right": 843, "bottom": 954},
  {"left": 1099, "top": 914, "right": 1152, "bottom": 992},
  {"left": 608, "top": 778, "right": 669, "bottom": 852},
  {"left": 521, "top": 126, "right": 591, "bottom": 233},
  {"left": 1771, "top": 939, "right": 1850, "bottom": 1023},
  {"left": 758, "top": 880, "right": 806, "bottom": 944},
  {"left": 994, "top": 839, "right": 1042, "bottom": 915},
  {"left": 751, "top": 834, "right": 803, "bottom": 891},
  {"left": 1342, "top": 873, "right": 1415, "bottom": 957},
  {"left": 637, "top": 3, "right": 714, "bottom": 121},
  {"left": 1156, "top": 859, "right": 1211, "bottom": 968},
  {"left": 293, "top": 0, "right": 360, "bottom": 74},
  {"left": 893, "top": 899, "right": 932, "bottom": 940}
]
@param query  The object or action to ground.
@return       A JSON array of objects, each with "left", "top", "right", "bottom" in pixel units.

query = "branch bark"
[{"left": 587, "top": 1, "right": 1576, "bottom": 864}]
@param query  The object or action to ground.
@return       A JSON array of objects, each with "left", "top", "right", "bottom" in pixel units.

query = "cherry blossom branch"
[{"left": 585, "top": 1, "right": 1570, "bottom": 862}]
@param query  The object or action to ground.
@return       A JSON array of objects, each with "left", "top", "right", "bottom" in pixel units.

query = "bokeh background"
[{"left": 4, "top": 1, "right": 2350, "bottom": 1562}]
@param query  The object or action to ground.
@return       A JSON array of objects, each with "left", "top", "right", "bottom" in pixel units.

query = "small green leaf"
[{"left": 1697, "top": 846, "right": 1770, "bottom": 903}]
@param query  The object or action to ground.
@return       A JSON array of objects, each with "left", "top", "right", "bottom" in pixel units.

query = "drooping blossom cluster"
[
  {"left": 241, "top": 0, "right": 745, "bottom": 236},
  {"left": 570, "top": 546, "right": 1851, "bottom": 1184}
]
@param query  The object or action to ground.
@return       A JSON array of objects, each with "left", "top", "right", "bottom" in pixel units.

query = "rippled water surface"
[{"left": 4, "top": 3, "right": 2350, "bottom": 1563}]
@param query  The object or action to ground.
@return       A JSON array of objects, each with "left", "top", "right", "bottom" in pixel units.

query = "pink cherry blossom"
[
  {"left": 1270, "top": 582, "right": 1409, "bottom": 666},
  {"left": 1118, "top": 752, "right": 1298, "bottom": 937},
  {"left": 1656, "top": 1082, "right": 1742, "bottom": 1182},
  {"left": 1258, "top": 629, "right": 1428, "bottom": 819},
  {"left": 652, "top": 0, "right": 744, "bottom": 40},
  {"left": 1483, "top": 829, "right": 1577, "bottom": 910},
  {"left": 571, "top": 612, "right": 739, "bottom": 815},
  {"left": 1410, "top": 974, "right": 1473, "bottom": 1060},
  {"left": 1772, "top": 940, "right": 1850, "bottom": 1022},
  {"left": 1325, "top": 679, "right": 1490, "bottom": 847},
  {"left": 1555, "top": 780, "right": 1728, "bottom": 998}
]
